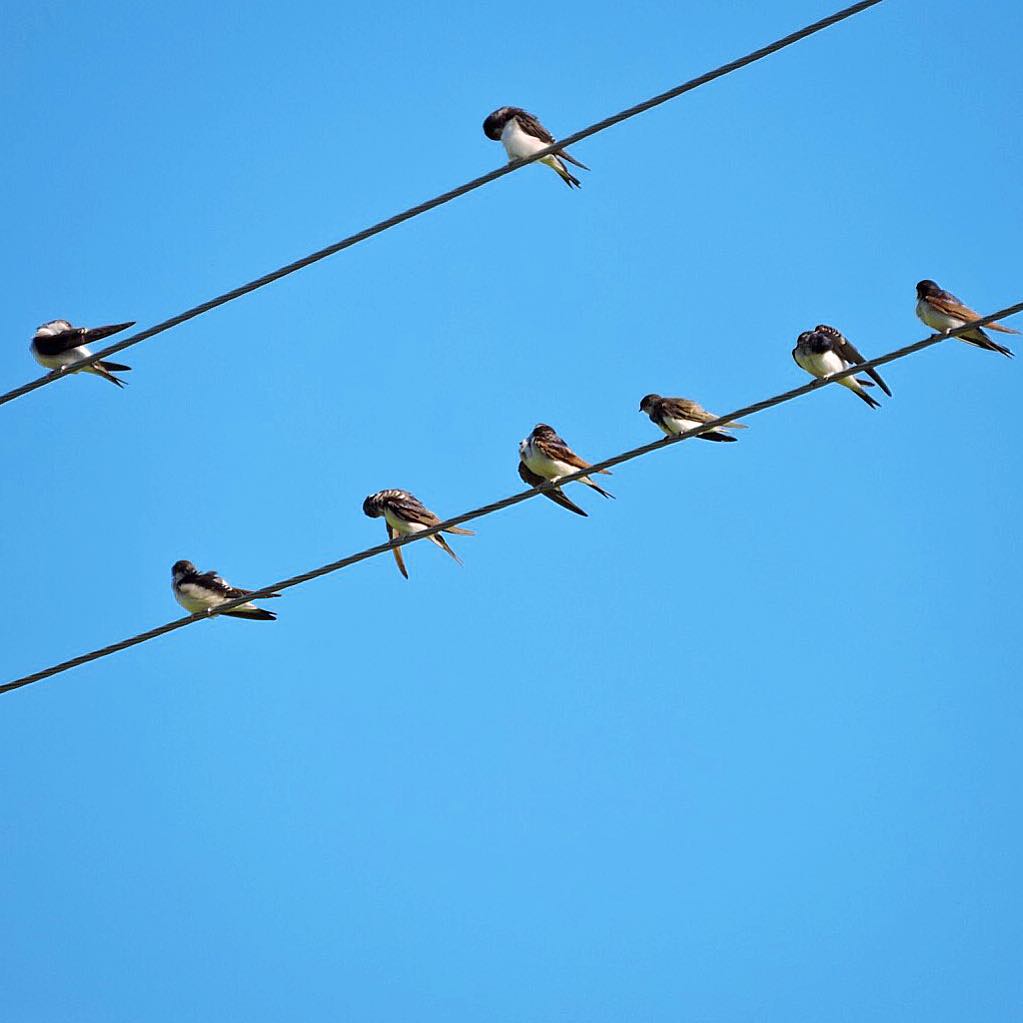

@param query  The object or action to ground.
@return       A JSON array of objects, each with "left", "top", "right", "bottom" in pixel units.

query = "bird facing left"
[{"left": 171, "top": 560, "right": 279, "bottom": 620}]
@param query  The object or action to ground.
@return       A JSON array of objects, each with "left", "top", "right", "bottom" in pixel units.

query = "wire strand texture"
[
  {"left": 4, "top": 301, "right": 1020, "bottom": 696},
  {"left": 0, "top": 0, "right": 884, "bottom": 409}
]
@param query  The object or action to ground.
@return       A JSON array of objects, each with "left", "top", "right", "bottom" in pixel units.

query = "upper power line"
[{"left": 0, "top": 0, "right": 884, "bottom": 409}]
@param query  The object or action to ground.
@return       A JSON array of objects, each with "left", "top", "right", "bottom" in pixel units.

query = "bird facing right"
[{"left": 30, "top": 319, "right": 135, "bottom": 387}]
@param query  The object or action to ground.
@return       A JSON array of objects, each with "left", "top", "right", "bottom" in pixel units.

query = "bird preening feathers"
[
  {"left": 363, "top": 490, "right": 474, "bottom": 578},
  {"left": 483, "top": 106, "right": 589, "bottom": 188},
  {"left": 30, "top": 319, "right": 135, "bottom": 387}
]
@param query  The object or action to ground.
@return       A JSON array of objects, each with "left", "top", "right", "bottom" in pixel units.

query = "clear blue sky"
[{"left": 3, "top": 1, "right": 1022, "bottom": 1019}]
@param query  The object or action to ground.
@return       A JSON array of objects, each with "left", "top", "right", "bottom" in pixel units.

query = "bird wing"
[
  {"left": 514, "top": 111, "right": 589, "bottom": 170},
  {"left": 535, "top": 432, "right": 609, "bottom": 474},
  {"left": 930, "top": 292, "right": 1020, "bottom": 334},
  {"left": 37, "top": 325, "right": 87, "bottom": 355},
  {"left": 386, "top": 523, "right": 409, "bottom": 579},
  {"left": 816, "top": 324, "right": 892, "bottom": 397},
  {"left": 389, "top": 493, "right": 442, "bottom": 528},
  {"left": 659, "top": 397, "right": 710, "bottom": 422},
  {"left": 987, "top": 320, "right": 1021, "bottom": 335},
  {"left": 514, "top": 110, "right": 556, "bottom": 144},
  {"left": 195, "top": 571, "right": 234, "bottom": 597},
  {"left": 228, "top": 586, "right": 279, "bottom": 600},
  {"left": 82, "top": 321, "right": 136, "bottom": 344}
]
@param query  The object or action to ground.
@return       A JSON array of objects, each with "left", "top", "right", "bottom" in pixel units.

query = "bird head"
[{"left": 483, "top": 107, "right": 515, "bottom": 140}]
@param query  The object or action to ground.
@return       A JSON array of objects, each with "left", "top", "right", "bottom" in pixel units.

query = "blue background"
[{"left": 3, "top": 1, "right": 1021, "bottom": 1019}]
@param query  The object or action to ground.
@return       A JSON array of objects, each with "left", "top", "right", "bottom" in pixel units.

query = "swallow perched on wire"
[
  {"left": 30, "top": 319, "right": 135, "bottom": 387},
  {"left": 482, "top": 107, "right": 589, "bottom": 188},
  {"left": 638, "top": 394, "right": 747, "bottom": 442},
  {"left": 362, "top": 489, "right": 474, "bottom": 579},
  {"left": 792, "top": 328, "right": 884, "bottom": 409},
  {"left": 518, "top": 424, "right": 613, "bottom": 507},
  {"left": 915, "top": 280, "right": 1017, "bottom": 357},
  {"left": 171, "top": 560, "right": 278, "bottom": 620}
]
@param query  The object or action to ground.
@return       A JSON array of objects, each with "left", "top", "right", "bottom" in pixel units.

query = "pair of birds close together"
[{"left": 793, "top": 284, "right": 1015, "bottom": 410}]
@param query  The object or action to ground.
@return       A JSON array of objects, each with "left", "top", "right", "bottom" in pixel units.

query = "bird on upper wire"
[{"left": 30, "top": 319, "right": 135, "bottom": 388}]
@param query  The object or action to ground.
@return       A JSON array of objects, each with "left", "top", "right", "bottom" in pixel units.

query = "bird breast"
[{"left": 501, "top": 119, "right": 545, "bottom": 160}]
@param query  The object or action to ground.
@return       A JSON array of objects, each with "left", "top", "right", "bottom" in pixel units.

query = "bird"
[
  {"left": 915, "top": 280, "right": 1017, "bottom": 357},
  {"left": 517, "top": 460, "right": 588, "bottom": 517},
  {"left": 482, "top": 106, "right": 588, "bottom": 188},
  {"left": 639, "top": 394, "right": 747, "bottom": 442},
  {"left": 519, "top": 424, "right": 614, "bottom": 501},
  {"left": 30, "top": 319, "right": 135, "bottom": 387},
  {"left": 362, "top": 489, "right": 474, "bottom": 579},
  {"left": 171, "top": 560, "right": 278, "bottom": 621},
  {"left": 792, "top": 328, "right": 883, "bottom": 409}
]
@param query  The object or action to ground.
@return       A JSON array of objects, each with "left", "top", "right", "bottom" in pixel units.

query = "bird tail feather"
[
  {"left": 966, "top": 329, "right": 1014, "bottom": 357},
  {"left": 430, "top": 533, "right": 464, "bottom": 565},
  {"left": 87, "top": 364, "right": 127, "bottom": 388},
  {"left": 582, "top": 476, "right": 615, "bottom": 499},
  {"left": 223, "top": 607, "right": 277, "bottom": 621},
  {"left": 560, "top": 150, "right": 589, "bottom": 171},
  {"left": 841, "top": 377, "right": 881, "bottom": 409},
  {"left": 543, "top": 155, "right": 581, "bottom": 188}
]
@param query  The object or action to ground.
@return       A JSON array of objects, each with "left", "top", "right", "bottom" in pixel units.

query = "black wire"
[
  {"left": 0, "top": 0, "right": 884, "bottom": 409},
  {"left": 4, "top": 300, "right": 1018, "bottom": 697}
]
